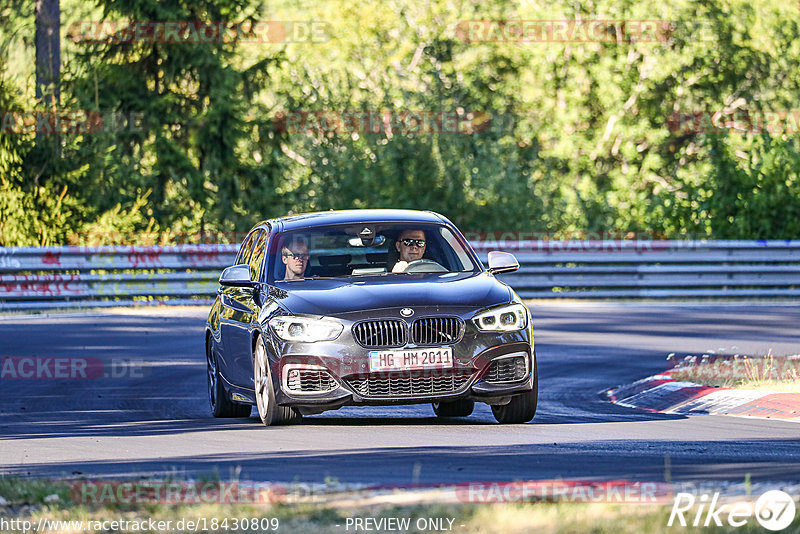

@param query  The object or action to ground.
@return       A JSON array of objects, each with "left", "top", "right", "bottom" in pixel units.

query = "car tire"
[
  {"left": 207, "top": 340, "right": 251, "bottom": 418},
  {"left": 432, "top": 399, "right": 475, "bottom": 417},
  {"left": 254, "top": 335, "right": 301, "bottom": 426},
  {"left": 491, "top": 359, "right": 538, "bottom": 424}
]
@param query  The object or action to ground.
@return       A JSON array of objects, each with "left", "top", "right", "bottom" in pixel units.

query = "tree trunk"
[{"left": 35, "top": 0, "right": 60, "bottom": 107}]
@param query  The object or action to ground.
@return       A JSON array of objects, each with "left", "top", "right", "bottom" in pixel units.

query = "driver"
[
  {"left": 392, "top": 229, "right": 426, "bottom": 272},
  {"left": 281, "top": 238, "right": 310, "bottom": 280}
]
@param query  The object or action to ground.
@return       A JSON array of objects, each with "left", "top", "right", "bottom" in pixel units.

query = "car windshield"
[{"left": 268, "top": 223, "right": 478, "bottom": 282}]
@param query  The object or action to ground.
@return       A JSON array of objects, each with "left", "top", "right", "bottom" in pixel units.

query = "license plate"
[{"left": 368, "top": 347, "right": 453, "bottom": 372}]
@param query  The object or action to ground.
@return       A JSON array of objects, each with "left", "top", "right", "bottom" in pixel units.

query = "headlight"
[
  {"left": 473, "top": 303, "right": 528, "bottom": 332},
  {"left": 270, "top": 316, "right": 343, "bottom": 342}
]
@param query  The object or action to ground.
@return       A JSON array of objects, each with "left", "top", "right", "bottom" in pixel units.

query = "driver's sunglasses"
[
  {"left": 283, "top": 252, "right": 309, "bottom": 260},
  {"left": 401, "top": 238, "right": 426, "bottom": 248}
]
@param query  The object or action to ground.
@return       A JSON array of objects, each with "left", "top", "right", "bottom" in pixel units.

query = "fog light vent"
[
  {"left": 286, "top": 369, "right": 338, "bottom": 393},
  {"left": 486, "top": 354, "right": 528, "bottom": 383}
]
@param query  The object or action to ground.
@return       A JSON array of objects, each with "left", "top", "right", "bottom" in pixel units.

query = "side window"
[
  {"left": 235, "top": 231, "right": 257, "bottom": 266},
  {"left": 440, "top": 227, "right": 476, "bottom": 271},
  {"left": 249, "top": 231, "right": 268, "bottom": 282}
]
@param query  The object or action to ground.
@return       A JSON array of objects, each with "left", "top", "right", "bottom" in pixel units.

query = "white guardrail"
[{"left": 0, "top": 241, "right": 799, "bottom": 309}]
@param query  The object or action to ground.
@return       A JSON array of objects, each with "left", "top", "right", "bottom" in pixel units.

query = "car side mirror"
[
  {"left": 487, "top": 251, "right": 519, "bottom": 274},
  {"left": 219, "top": 264, "right": 256, "bottom": 287}
]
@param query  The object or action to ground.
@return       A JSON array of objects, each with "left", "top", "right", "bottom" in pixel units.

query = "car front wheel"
[
  {"left": 253, "top": 335, "right": 301, "bottom": 426},
  {"left": 207, "top": 341, "right": 251, "bottom": 418},
  {"left": 491, "top": 360, "right": 538, "bottom": 424}
]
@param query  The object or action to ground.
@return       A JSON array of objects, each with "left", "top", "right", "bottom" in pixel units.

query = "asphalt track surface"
[{"left": 1, "top": 303, "right": 799, "bottom": 485}]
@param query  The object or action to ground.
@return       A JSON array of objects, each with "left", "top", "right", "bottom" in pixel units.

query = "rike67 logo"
[{"left": 669, "top": 490, "right": 796, "bottom": 531}]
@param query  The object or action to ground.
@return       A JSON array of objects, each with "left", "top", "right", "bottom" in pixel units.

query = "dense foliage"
[{"left": 1, "top": 0, "right": 799, "bottom": 245}]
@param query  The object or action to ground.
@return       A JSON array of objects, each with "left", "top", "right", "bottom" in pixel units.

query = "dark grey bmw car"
[{"left": 205, "top": 209, "right": 537, "bottom": 425}]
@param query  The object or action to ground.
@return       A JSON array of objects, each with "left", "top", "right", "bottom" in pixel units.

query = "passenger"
[
  {"left": 392, "top": 229, "right": 426, "bottom": 272},
  {"left": 282, "top": 239, "right": 310, "bottom": 280}
]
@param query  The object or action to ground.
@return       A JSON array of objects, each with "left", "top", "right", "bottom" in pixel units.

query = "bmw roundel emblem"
[{"left": 400, "top": 308, "right": 414, "bottom": 317}]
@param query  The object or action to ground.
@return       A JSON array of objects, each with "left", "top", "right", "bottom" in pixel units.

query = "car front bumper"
[{"left": 272, "top": 338, "right": 535, "bottom": 410}]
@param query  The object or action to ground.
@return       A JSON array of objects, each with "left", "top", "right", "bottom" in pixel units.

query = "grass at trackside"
[
  {"left": 2, "top": 499, "right": 795, "bottom": 534},
  {"left": 668, "top": 352, "right": 800, "bottom": 393},
  {"left": 2, "top": 478, "right": 799, "bottom": 533}
]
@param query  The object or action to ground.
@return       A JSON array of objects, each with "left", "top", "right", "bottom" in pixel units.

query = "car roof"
[{"left": 257, "top": 209, "right": 451, "bottom": 232}]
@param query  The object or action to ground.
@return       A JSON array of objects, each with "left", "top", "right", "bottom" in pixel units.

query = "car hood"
[{"left": 271, "top": 272, "right": 511, "bottom": 316}]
